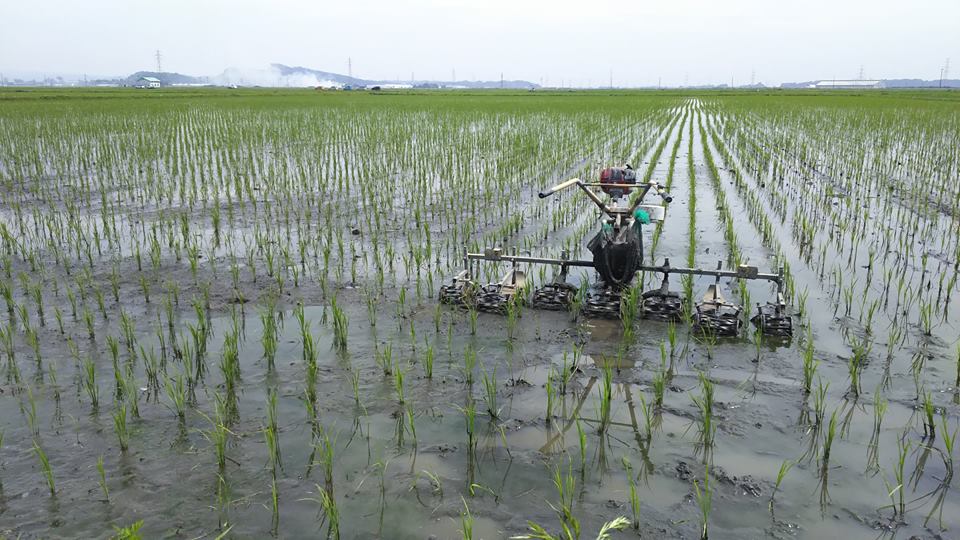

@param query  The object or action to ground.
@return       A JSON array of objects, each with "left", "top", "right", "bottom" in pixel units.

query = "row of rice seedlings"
[{"left": 712, "top": 96, "right": 957, "bottom": 352}]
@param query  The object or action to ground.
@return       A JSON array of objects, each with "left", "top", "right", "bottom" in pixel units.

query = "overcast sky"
[{"left": 1, "top": 0, "right": 957, "bottom": 86}]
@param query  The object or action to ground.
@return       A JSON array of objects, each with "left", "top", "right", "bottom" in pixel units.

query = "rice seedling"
[
  {"left": 203, "top": 393, "right": 232, "bottom": 474},
  {"left": 112, "top": 520, "right": 145, "bottom": 539},
  {"left": 112, "top": 404, "right": 129, "bottom": 452},
  {"left": 265, "top": 388, "right": 282, "bottom": 471},
  {"left": 376, "top": 342, "right": 393, "bottom": 375},
  {"left": 768, "top": 460, "right": 794, "bottom": 511},
  {"left": 691, "top": 372, "right": 716, "bottom": 449},
  {"left": 97, "top": 454, "right": 109, "bottom": 501},
  {"left": 801, "top": 332, "right": 817, "bottom": 394},
  {"left": 813, "top": 379, "right": 829, "bottom": 427},
  {"left": 652, "top": 367, "right": 666, "bottom": 409},
  {"left": 922, "top": 391, "right": 936, "bottom": 439},
  {"left": 481, "top": 364, "right": 499, "bottom": 419},
  {"left": 847, "top": 342, "right": 868, "bottom": 398},
  {"left": 304, "top": 483, "right": 340, "bottom": 540},
  {"left": 23, "top": 386, "right": 39, "bottom": 436},
  {"left": 598, "top": 363, "right": 613, "bottom": 433},
  {"left": 260, "top": 304, "right": 278, "bottom": 370},
  {"left": 463, "top": 344, "right": 477, "bottom": 385},
  {"left": 821, "top": 408, "right": 839, "bottom": 468},
  {"left": 350, "top": 370, "right": 361, "bottom": 406},
  {"left": 468, "top": 305, "right": 478, "bottom": 336},
  {"left": 576, "top": 416, "right": 587, "bottom": 475},
  {"left": 458, "top": 399, "right": 478, "bottom": 453},
  {"left": 330, "top": 296, "right": 348, "bottom": 351},
  {"left": 459, "top": 496, "right": 474, "bottom": 540},
  {"left": 421, "top": 343, "right": 434, "bottom": 379},
  {"left": 32, "top": 440, "right": 55, "bottom": 496},
  {"left": 393, "top": 361, "right": 406, "bottom": 404},
  {"left": 692, "top": 464, "right": 711, "bottom": 540},
  {"left": 883, "top": 435, "right": 911, "bottom": 521},
  {"left": 955, "top": 343, "right": 960, "bottom": 391},
  {"left": 164, "top": 372, "right": 187, "bottom": 422},
  {"left": 83, "top": 357, "right": 100, "bottom": 411},
  {"left": 545, "top": 368, "right": 556, "bottom": 424},
  {"left": 622, "top": 457, "right": 641, "bottom": 529}
]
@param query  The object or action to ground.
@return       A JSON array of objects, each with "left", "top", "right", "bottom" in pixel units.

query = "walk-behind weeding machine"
[{"left": 439, "top": 166, "right": 793, "bottom": 337}]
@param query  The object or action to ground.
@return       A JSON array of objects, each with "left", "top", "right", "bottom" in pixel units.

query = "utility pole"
[
  {"left": 500, "top": 72, "right": 504, "bottom": 88},
  {"left": 750, "top": 69, "right": 755, "bottom": 86},
  {"left": 658, "top": 76, "right": 661, "bottom": 89},
  {"left": 858, "top": 65, "right": 864, "bottom": 80},
  {"left": 452, "top": 68, "right": 456, "bottom": 82},
  {"left": 155, "top": 49, "right": 163, "bottom": 73},
  {"left": 348, "top": 57, "right": 352, "bottom": 79},
  {"left": 609, "top": 68, "right": 613, "bottom": 89}
]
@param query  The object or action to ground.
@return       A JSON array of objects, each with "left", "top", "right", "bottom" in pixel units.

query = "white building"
[
  {"left": 811, "top": 80, "right": 882, "bottom": 89},
  {"left": 137, "top": 76, "right": 161, "bottom": 89}
]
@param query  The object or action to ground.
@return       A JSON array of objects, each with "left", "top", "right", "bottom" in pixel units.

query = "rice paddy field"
[{"left": 0, "top": 87, "right": 959, "bottom": 539}]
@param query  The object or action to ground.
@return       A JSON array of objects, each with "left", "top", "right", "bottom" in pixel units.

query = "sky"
[{"left": 1, "top": 0, "right": 957, "bottom": 86}]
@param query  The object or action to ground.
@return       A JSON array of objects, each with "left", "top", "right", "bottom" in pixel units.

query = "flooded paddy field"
[{"left": 0, "top": 88, "right": 959, "bottom": 539}]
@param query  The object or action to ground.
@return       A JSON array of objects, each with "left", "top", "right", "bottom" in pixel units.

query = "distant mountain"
[{"left": 124, "top": 71, "right": 208, "bottom": 86}]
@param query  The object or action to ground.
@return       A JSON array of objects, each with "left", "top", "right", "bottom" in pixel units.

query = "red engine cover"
[{"left": 599, "top": 167, "right": 637, "bottom": 197}]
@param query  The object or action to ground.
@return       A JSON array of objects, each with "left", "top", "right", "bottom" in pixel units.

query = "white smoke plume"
[{"left": 212, "top": 65, "right": 343, "bottom": 88}]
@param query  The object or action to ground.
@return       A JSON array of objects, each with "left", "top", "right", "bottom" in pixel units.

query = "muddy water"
[{"left": 1, "top": 95, "right": 958, "bottom": 540}]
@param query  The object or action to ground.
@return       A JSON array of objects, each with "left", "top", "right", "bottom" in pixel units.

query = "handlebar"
[
  {"left": 539, "top": 177, "right": 672, "bottom": 210},
  {"left": 538, "top": 177, "right": 580, "bottom": 199}
]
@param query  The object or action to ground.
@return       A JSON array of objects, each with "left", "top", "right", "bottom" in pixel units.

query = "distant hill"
[{"left": 124, "top": 71, "right": 208, "bottom": 86}]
